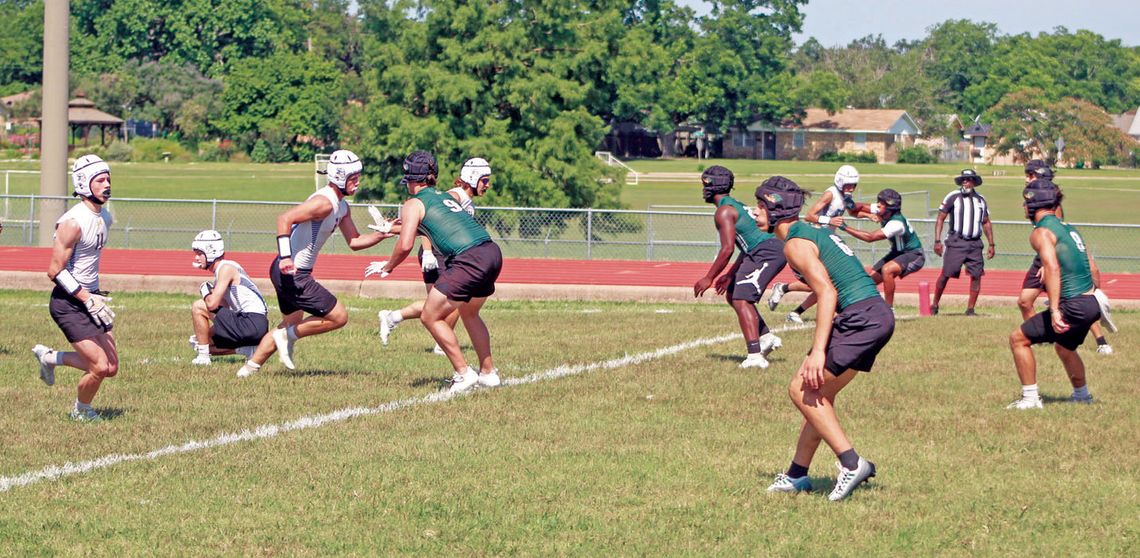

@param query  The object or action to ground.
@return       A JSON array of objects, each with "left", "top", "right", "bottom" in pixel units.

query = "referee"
[{"left": 932, "top": 169, "right": 995, "bottom": 315}]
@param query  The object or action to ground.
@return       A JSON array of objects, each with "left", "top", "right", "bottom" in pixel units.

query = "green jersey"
[
  {"left": 414, "top": 188, "right": 491, "bottom": 257},
  {"left": 881, "top": 213, "right": 922, "bottom": 253},
  {"left": 1034, "top": 215, "right": 1094, "bottom": 299},
  {"left": 787, "top": 221, "right": 880, "bottom": 311},
  {"left": 717, "top": 196, "right": 773, "bottom": 252}
]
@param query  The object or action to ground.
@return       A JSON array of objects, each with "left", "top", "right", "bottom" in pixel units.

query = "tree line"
[{"left": 1, "top": 1, "right": 1138, "bottom": 205}]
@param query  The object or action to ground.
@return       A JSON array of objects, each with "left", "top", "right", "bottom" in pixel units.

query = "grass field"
[{"left": 1, "top": 290, "right": 1137, "bottom": 555}]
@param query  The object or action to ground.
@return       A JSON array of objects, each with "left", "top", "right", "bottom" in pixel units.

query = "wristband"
[
  {"left": 54, "top": 269, "right": 82, "bottom": 295},
  {"left": 817, "top": 216, "right": 831, "bottom": 225},
  {"left": 277, "top": 235, "right": 292, "bottom": 259},
  {"left": 934, "top": 240, "right": 942, "bottom": 244}
]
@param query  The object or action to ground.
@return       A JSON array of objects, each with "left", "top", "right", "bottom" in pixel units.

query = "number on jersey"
[{"left": 829, "top": 234, "right": 854, "bottom": 256}]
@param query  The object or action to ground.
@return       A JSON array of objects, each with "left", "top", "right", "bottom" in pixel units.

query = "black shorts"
[
  {"left": 419, "top": 247, "right": 441, "bottom": 284},
  {"left": 1022, "top": 257, "right": 1043, "bottom": 290},
  {"left": 873, "top": 249, "right": 925, "bottom": 279},
  {"left": 941, "top": 236, "right": 984, "bottom": 279},
  {"left": 211, "top": 308, "right": 269, "bottom": 349},
  {"left": 270, "top": 258, "right": 338, "bottom": 317},
  {"left": 823, "top": 297, "right": 895, "bottom": 375},
  {"left": 49, "top": 286, "right": 112, "bottom": 343},
  {"left": 1020, "top": 295, "right": 1101, "bottom": 351},
  {"left": 727, "top": 238, "right": 787, "bottom": 302},
  {"left": 435, "top": 241, "right": 502, "bottom": 302}
]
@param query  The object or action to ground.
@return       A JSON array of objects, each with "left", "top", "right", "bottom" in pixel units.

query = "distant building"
[
  {"left": 1111, "top": 107, "right": 1140, "bottom": 141},
  {"left": 963, "top": 121, "right": 1020, "bottom": 166},
  {"left": 726, "top": 108, "right": 921, "bottom": 163},
  {"left": 914, "top": 114, "right": 970, "bottom": 162}
]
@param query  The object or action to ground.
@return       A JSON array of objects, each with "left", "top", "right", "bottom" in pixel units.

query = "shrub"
[
  {"left": 198, "top": 139, "right": 236, "bottom": 162},
  {"left": 819, "top": 151, "right": 877, "bottom": 163},
  {"left": 131, "top": 138, "right": 191, "bottom": 162},
  {"left": 897, "top": 146, "right": 937, "bottom": 164},
  {"left": 250, "top": 139, "right": 271, "bottom": 163},
  {"left": 104, "top": 141, "right": 134, "bottom": 162}
]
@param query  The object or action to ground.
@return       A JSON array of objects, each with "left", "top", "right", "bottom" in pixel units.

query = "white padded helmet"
[
  {"left": 71, "top": 154, "right": 110, "bottom": 198},
  {"left": 833, "top": 164, "right": 860, "bottom": 190},
  {"left": 192, "top": 229, "right": 225, "bottom": 267},
  {"left": 459, "top": 157, "right": 492, "bottom": 194},
  {"left": 325, "top": 149, "right": 363, "bottom": 191}
]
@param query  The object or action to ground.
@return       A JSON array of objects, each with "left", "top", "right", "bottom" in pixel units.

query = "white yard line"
[{"left": 1, "top": 320, "right": 838, "bottom": 493}]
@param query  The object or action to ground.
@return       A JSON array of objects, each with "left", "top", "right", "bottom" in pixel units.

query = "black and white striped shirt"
[{"left": 939, "top": 190, "right": 988, "bottom": 240}]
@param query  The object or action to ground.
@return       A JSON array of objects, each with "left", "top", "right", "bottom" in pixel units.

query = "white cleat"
[
  {"left": 448, "top": 367, "right": 479, "bottom": 393},
  {"left": 477, "top": 369, "right": 501, "bottom": 388},
  {"left": 767, "top": 473, "right": 812, "bottom": 493},
  {"left": 739, "top": 353, "right": 770, "bottom": 369},
  {"left": 759, "top": 333, "right": 782, "bottom": 357},
  {"left": 272, "top": 328, "right": 296, "bottom": 370},
  {"left": 767, "top": 282, "right": 787, "bottom": 311},
  {"left": 828, "top": 458, "right": 876, "bottom": 501},
  {"left": 786, "top": 312, "right": 804, "bottom": 325},
  {"left": 188, "top": 334, "right": 199, "bottom": 351},
  {"left": 236, "top": 364, "right": 259, "bottom": 378},
  {"left": 1096, "top": 344, "right": 1113, "bottom": 355},
  {"left": 432, "top": 343, "right": 446, "bottom": 356},
  {"left": 32, "top": 344, "right": 57, "bottom": 386},
  {"left": 235, "top": 345, "right": 257, "bottom": 359},
  {"left": 191, "top": 354, "right": 212, "bottom": 366},
  {"left": 378, "top": 310, "right": 396, "bottom": 346},
  {"left": 1006, "top": 396, "right": 1044, "bottom": 410}
]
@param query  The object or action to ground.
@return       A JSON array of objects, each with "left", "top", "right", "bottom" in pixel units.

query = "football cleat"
[
  {"left": 786, "top": 312, "right": 804, "bottom": 325},
  {"left": 236, "top": 364, "right": 259, "bottom": 378},
  {"left": 272, "top": 328, "right": 295, "bottom": 370},
  {"left": 191, "top": 354, "right": 212, "bottom": 366},
  {"left": 432, "top": 343, "right": 446, "bottom": 356},
  {"left": 759, "top": 333, "right": 782, "bottom": 357},
  {"left": 477, "top": 369, "right": 501, "bottom": 388},
  {"left": 930, "top": 304, "right": 939, "bottom": 316},
  {"left": 767, "top": 473, "right": 812, "bottom": 493},
  {"left": 1096, "top": 344, "right": 1113, "bottom": 355},
  {"left": 378, "top": 310, "right": 396, "bottom": 346},
  {"left": 235, "top": 345, "right": 257, "bottom": 359},
  {"left": 767, "top": 283, "right": 787, "bottom": 311},
  {"left": 32, "top": 344, "right": 57, "bottom": 386},
  {"left": 70, "top": 407, "right": 103, "bottom": 423},
  {"left": 1006, "top": 396, "right": 1044, "bottom": 410},
  {"left": 740, "top": 353, "right": 769, "bottom": 369},
  {"left": 448, "top": 368, "right": 479, "bottom": 393},
  {"left": 188, "top": 334, "right": 199, "bottom": 351},
  {"left": 1070, "top": 393, "right": 1094, "bottom": 404},
  {"left": 828, "top": 458, "right": 876, "bottom": 501}
]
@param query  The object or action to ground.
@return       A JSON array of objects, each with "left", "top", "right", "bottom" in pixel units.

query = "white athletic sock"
[
  {"left": 1021, "top": 384, "right": 1039, "bottom": 400},
  {"left": 244, "top": 361, "right": 261, "bottom": 371},
  {"left": 46, "top": 351, "right": 67, "bottom": 366},
  {"left": 75, "top": 400, "right": 92, "bottom": 411},
  {"left": 285, "top": 325, "right": 299, "bottom": 342},
  {"left": 197, "top": 343, "right": 210, "bottom": 357},
  {"left": 389, "top": 312, "right": 404, "bottom": 325},
  {"left": 1073, "top": 385, "right": 1090, "bottom": 399}
]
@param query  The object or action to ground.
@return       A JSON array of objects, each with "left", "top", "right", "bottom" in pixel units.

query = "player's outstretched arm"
[
  {"left": 842, "top": 225, "right": 886, "bottom": 244},
  {"left": 365, "top": 199, "right": 424, "bottom": 278},
  {"left": 339, "top": 206, "right": 393, "bottom": 251},
  {"left": 785, "top": 238, "right": 836, "bottom": 390}
]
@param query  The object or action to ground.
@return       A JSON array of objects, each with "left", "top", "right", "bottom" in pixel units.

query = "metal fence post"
[
  {"left": 586, "top": 209, "right": 593, "bottom": 260},
  {"left": 646, "top": 211, "right": 654, "bottom": 261},
  {"left": 211, "top": 199, "right": 217, "bottom": 230},
  {"left": 26, "top": 194, "right": 35, "bottom": 246}
]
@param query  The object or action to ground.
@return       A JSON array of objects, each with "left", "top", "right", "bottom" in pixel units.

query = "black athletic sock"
[
  {"left": 746, "top": 340, "right": 762, "bottom": 354},
  {"left": 838, "top": 448, "right": 860, "bottom": 471},
  {"left": 1096, "top": 336, "right": 1107, "bottom": 346},
  {"left": 758, "top": 317, "right": 769, "bottom": 337},
  {"left": 793, "top": 304, "right": 808, "bottom": 315},
  {"left": 786, "top": 462, "right": 809, "bottom": 479}
]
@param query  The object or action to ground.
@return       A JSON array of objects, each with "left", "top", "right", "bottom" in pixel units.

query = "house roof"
[
  {"left": 1, "top": 91, "right": 34, "bottom": 108},
  {"left": 747, "top": 108, "right": 920, "bottom": 135},
  {"left": 964, "top": 122, "right": 991, "bottom": 137},
  {"left": 1114, "top": 108, "right": 1140, "bottom": 137}
]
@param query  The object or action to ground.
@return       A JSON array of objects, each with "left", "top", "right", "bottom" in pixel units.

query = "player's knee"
[
  {"left": 1008, "top": 329, "right": 1027, "bottom": 349},
  {"left": 92, "top": 360, "right": 117, "bottom": 378}
]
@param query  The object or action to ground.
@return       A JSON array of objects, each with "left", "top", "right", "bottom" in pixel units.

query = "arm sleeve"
[
  {"left": 938, "top": 192, "right": 955, "bottom": 214},
  {"left": 881, "top": 220, "right": 905, "bottom": 239}
]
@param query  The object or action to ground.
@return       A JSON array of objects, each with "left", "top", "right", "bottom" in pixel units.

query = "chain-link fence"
[{"left": 3, "top": 194, "right": 1139, "bottom": 272}]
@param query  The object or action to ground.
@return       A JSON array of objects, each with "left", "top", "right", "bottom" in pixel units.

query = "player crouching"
[{"left": 189, "top": 230, "right": 269, "bottom": 365}]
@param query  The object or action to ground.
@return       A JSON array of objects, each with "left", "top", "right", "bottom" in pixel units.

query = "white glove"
[
  {"left": 84, "top": 293, "right": 115, "bottom": 327},
  {"left": 367, "top": 206, "right": 393, "bottom": 234},
  {"left": 1093, "top": 288, "right": 1118, "bottom": 333},
  {"left": 199, "top": 281, "right": 214, "bottom": 299},
  {"left": 364, "top": 261, "right": 390, "bottom": 278},
  {"left": 421, "top": 250, "right": 439, "bottom": 272}
]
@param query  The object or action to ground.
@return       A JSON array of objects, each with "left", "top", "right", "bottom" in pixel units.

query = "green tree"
[
  {"left": 985, "top": 88, "right": 1133, "bottom": 167},
  {"left": 0, "top": 0, "right": 44, "bottom": 90}
]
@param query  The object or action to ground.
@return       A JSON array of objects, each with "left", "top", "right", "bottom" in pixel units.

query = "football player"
[
  {"left": 839, "top": 188, "right": 926, "bottom": 309},
  {"left": 189, "top": 230, "right": 269, "bottom": 366}
]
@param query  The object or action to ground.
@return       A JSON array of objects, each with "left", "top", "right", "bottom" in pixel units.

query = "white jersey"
[
  {"left": 213, "top": 259, "right": 267, "bottom": 315},
  {"left": 288, "top": 187, "right": 347, "bottom": 271},
  {"left": 55, "top": 202, "right": 112, "bottom": 291},
  {"left": 446, "top": 187, "right": 476, "bottom": 216},
  {"left": 822, "top": 185, "right": 846, "bottom": 218}
]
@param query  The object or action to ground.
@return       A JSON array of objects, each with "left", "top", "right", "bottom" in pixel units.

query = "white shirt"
[
  {"left": 447, "top": 187, "right": 476, "bottom": 216},
  {"left": 213, "top": 260, "right": 267, "bottom": 315},
  {"left": 288, "top": 187, "right": 347, "bottom": 271},
  {"left": 822, "top": 185, "right": 846, "bottom": 218},
  {"left": 55, "top": 202, "right": 112, "bottom": 291}
]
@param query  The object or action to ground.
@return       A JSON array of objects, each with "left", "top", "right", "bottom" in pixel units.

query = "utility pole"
[{"left": 39, "top": 0, "right": 69, "bottom": 246}]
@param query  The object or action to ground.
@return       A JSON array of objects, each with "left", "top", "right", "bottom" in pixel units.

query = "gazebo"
[{"left": 44, "top": 92, "right": 125, "bottom": 149}]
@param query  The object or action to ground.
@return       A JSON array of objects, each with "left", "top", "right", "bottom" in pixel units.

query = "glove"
[
  {"left": 199, "top": 281, "right": 214, "bottom": 299},
  {"left": 367, "top": 206, "right": 393, "bottom": 234},
  {"left": 843, "top": 194, "right": 856, "bottom": 211},
  {"left": 421, "top": 250, "right": 439, "bottom": 272},
  {"left": 1093, "top": 289, "right": 1118, "bottom": 333},
  {"left": 84, "top": 293, "right": 115, "bottom": 327},
  {"left": 364, "top": 261, "right": 390, "bottom": 278}
]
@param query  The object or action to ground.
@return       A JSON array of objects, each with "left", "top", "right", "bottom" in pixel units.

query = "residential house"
[
  {"left": 725, "top": 108, "right": 921, "bottom": 163},
  {"left": 914, "top": 114, "right": 970, "bottom": 162},
  {"left": 963, "top": 121, "right": 1019, "bottom": 166},
  {"left": 1111, "top": 108, "right": 1140, "bottom": 141}
]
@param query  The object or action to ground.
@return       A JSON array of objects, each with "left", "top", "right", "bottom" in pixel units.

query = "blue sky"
[{"left": 680, "top": 0, "right": 1139, "bottom": 47}]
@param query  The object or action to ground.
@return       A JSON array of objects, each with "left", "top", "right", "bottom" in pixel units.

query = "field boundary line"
[{"left": 1, "top": 320, "right": 831, "bottom": 494}]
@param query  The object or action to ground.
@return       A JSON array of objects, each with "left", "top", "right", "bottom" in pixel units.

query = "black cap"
[
  {"left": 1022, "top": 179, "right": 1061, "bottom": 211},
  {"left": 403, "top": 150, "right": 438, "bottom": 183},
  {"left": 878, "top": 188, "right": 902, "bottom": 211},
  {"left": 954, "top": 169, "right": 983, "bottom": 186}
]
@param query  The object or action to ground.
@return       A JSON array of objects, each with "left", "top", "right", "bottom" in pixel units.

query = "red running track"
[{"left": 3, "top": 247, "right": 1140, "bottom": 300}]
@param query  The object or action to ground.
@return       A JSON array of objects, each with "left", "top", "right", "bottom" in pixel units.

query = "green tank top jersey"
[
  {"left": 883, "top": 213, "right": 923, "bottom": 253},
  {"left": 1035, "top": 215, "right": 1094, "bottom": 299},
  {"left": 787, "top": 221, "right": 880, "bottom": 311},
  {"left": 414, "top": 188, "right": 491, "bottom": 257},
  {"left": 717, "top": 196, "right": 773, "bottom": 252}
]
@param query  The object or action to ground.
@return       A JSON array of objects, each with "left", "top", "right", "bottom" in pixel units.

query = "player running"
[
  {"left": 236, "top": 149, "right": 394, "bottom": 377},
  {"left": 188, "top": 230, "right": 269, "bottom": 366},
  {"left": 378, "top": 157, "right": 492, "bottom": 352},
  {"left": 365, "top": 151, "right": 503, "bottom": 393},
  {"left": 768, "top": 165, "right": 862, "bottom": 323},
  {"left": 839, "top": 188, "right": 925, "bottom": 309},
  {"left": 1006, "top": 178, "right": 1107, "bottom": 409},
  {"left": 756, "top": 176, "right": 892, "bottom": 501},
  {"left": 31, "top": 154, "right": 119, "bottom": 422},
  {"left": 692, "top": 165, "right": 786, "bottom": 369}
]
